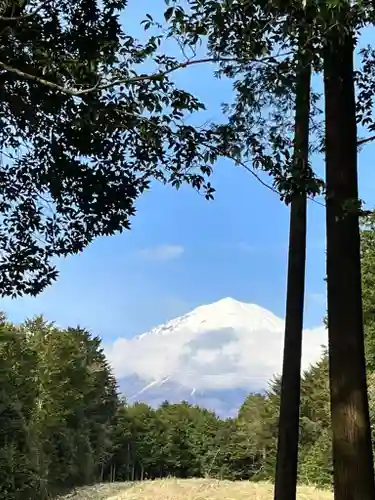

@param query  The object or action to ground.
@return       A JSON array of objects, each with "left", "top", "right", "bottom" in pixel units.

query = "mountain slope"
[{"left": 106, "top": 298, "right": 327, "bottom": 416}]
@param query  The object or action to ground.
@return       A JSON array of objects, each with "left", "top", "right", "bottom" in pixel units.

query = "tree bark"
[
  {"left": 273, "top": 39, "right": 311, "bottom": 500},
  {"left": 324, "top": 26, "right": 375, "bottom": 500}
]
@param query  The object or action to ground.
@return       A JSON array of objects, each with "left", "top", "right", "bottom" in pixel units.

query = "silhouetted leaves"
[{"left": 0, "top": 1, "right": 225, "bottom": 297}]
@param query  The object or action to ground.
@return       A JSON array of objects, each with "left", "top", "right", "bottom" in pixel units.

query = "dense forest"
[{"left": 1, "top": 213, "right": 375, "bottom": 500}]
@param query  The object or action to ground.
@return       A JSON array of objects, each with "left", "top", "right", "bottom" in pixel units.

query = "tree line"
[
  {"left": 0, "top": 315, "right": 326, "bottom": 499},
  {"left": 2, "top": 214, "right": 375, "bottom": 500}
]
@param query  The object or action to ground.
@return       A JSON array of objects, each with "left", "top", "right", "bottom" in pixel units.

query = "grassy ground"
[
  {"left": 57, "top": 482, "right": 132, "bottom": 500},
  {"left": 61, "top": 479, "right": 332, "bottom": 500}
]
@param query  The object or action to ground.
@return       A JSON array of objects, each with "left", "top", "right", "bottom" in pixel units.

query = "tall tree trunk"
[
  {"left": 324, "top": 25, "right": 375, "bottom": 500},
  {"left": 273, "top": 38, "right": 311, "bottom": 500}
]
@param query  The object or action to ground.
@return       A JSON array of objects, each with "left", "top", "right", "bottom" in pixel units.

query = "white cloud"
[
  {"left": 104, "top": 298, "right": 328, "bottom": 392},
  {"left": 231, "top": 241, "right": 288, "bottom": 255},
  {"left": 233, "top": 242, "right": 258, "bottom": 253},
  {"left": 138, "top": 244, "right": 184, "bottom": 262}
]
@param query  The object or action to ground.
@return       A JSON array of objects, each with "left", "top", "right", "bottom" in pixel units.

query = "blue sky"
[{"left": 2, "top": 1, "right": 375, "bottom": 342}]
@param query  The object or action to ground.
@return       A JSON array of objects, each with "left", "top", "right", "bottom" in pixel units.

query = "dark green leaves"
[
  {"left": 0, "top": 0, "right": 222, "bottom": 297},
  {"left": 0, "top": 316, "right": 119, "bottom": 499}
]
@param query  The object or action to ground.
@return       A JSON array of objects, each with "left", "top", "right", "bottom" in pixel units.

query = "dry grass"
[
  {"left": 57, "top": 482, "right": 132, "bottom": 500},
  {"left": 62, "top": 479, "right": 332, "bottom": 500}
]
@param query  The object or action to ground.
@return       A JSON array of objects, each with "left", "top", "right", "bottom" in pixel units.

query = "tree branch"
[
  {"left": 0, "top": 60, "right": 101, "bottom": 95},
  {"left": 0, "top": 53, "right": 287, "bottom": 96},
  {"left": 0, "top": 0, "right": 52, "bottom": 21},
  {"left": 357, "top": 135, "right": 375, "bottom": 147},
  {"left": 115, "top": 105, "right": 325, "bottom": 207}
]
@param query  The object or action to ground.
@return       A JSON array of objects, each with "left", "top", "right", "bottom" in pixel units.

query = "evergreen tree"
[
  {"left": 360, "top": 212, "right": 375, "bottom": 372},
  {"left": 0, "top": 315, "right": 122, "bottom": 499}
]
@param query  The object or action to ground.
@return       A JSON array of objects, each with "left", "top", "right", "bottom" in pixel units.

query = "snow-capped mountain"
[{"left": 105, "top": 297, "right": 327, "bottom": 416}]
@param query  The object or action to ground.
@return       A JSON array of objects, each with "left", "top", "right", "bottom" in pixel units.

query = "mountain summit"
[{"left": 106, "top": 298, "right": 327, "bottom": 416}]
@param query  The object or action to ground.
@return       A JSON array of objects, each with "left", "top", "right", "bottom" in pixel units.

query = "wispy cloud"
[
  {"left": 308, "top": 292, "right": 326, "bottom": 306},
  {"left": 308, "top": 238, "right": 326, "bottom": 251},
  {"left": 138, "top": 244, "right": 184, "bottom": 262},
  {"left": 233, "top": 242, "right": 258, "bottom": 254},
  {"left": 230, "top": 242, "right": 286, "bottom": 255},
  {"left": 234, "top": 238, "right": 326, "bottom": 256}
]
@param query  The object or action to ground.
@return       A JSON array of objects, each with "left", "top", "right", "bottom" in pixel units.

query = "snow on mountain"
[{"left": 105, "top": 297, "right": 327, "bottom": 416}]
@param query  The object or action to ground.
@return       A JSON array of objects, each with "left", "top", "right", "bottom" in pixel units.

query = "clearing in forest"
[{"left": 63, "top": 478, "right": 332, "bottom": 500}]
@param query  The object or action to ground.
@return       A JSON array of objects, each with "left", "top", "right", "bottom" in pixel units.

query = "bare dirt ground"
[{"left": 61, "top": 478, "right": 332, "bottom": 500}]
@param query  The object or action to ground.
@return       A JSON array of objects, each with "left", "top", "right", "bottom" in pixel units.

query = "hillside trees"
[
  {"left": 360, "top": 212, "right": 375, "bottom": 371},
  {"left": 233, "top": 392, "right": 278, "bottom": 479},
  {"left": 0, "top": 316, "right": 38, "bottom": 500},
  {"left": 0, "top": 316, "right": 119, "bottom": 500},
  {"left": 298, "top": 353, "right": 331, "bottom": 486}
]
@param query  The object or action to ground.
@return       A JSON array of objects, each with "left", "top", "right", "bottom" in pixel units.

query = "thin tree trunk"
[
  {"left": 273, "top": 36, "right": 311, "bottom": 500},
  {"left": 324, "top": 25, "right": 375, "bottom": 500},
  {"left": 127, "top": 442, "right": 130, "bottom": 481}
]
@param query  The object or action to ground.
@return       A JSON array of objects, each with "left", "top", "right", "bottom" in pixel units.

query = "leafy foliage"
[
  {"left": 0, "top": 0, "right": 223, "bottom": 297},
  {"left": 166, "top": 0, "right": 325, "bottom": 203},
  {"left": 360, "top": 213, "right": 375, "bottom": 372},
  {"left": 0, "top": 317, "right": 119, "bottom": 500}
]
